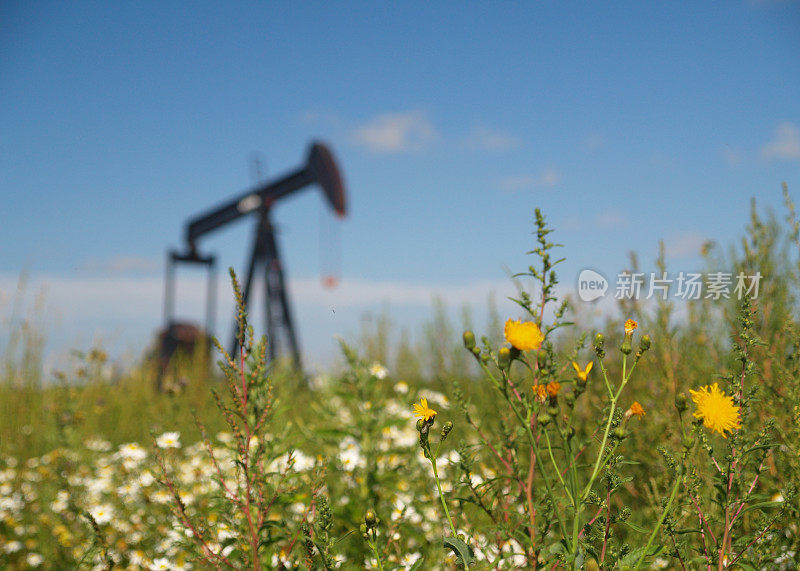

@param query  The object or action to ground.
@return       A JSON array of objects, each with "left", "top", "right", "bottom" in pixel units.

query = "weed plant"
[{"left": 1, "top": 192, "right": 799, "bottom": 569}]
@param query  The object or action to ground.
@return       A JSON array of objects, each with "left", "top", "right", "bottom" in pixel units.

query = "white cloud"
[
  {"left": 722, "top": 146, "right": 745, "bottom": 166},
  {"left": 465, "top": 125, "right": 521, "bottom": 151},
  {"left": 0, "top": 272, "right": 521, "bottom": 371},
  {"left": 300, "top": 108, "right": 346, "bottom": 129},
  {"left": 497, "top": 168, "right": 560, "bottom": 191},
  {"left": 294, "top": 276, "right": 516, "bottom": 308},
  {"left": 583, "top": 133, "right": 606, "bottom": 152},
  {"left": 352, "top": 111, "right": 437, "bottom": 154},
  {"left": 664, "top": 231, "right": 709, "bottom": 259},
  {"left": 760, "top": 122, "right": 800, "bottom": 161},
  {"left": 0, "top": 274, "right": 518, "bottom": 326},
  {"left": 594, "top": 209, "right": 627, "bottom": 229},
  {"left": 80, "top": 255, "right": 160, "bottom": 274}
]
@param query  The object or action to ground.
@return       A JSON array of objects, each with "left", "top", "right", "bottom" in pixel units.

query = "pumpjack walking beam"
[
  {"left": 184, "top": 143, "right": 346, "bottom": 257},
  {"left": 165, "top": 141, "right": 346, "bottom": 366}
]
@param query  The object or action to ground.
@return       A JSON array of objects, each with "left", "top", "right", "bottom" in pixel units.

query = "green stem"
[
  {"left": 430, "top": 453, "right": 458, "bottom": 539},
  {"left": 600, "top": 357, "right": 614, "bottom": 398},
  {"left": 479, "top": 360, "right": 570, "bottom": 540},
  {"left": 544, "top": 429, "right": 574, "bottom": 507},
  {"left": 582, "top": 355, "right": 630, "bottom": 499},
  {"left": 634, "top": 474, "right": 683, "bottom": 570},
  {"left": 565, "top": 433, "right": 582, "bottom": 559},
  {"left": 368, "top": 537, "right": 385, "bottom": 571}
]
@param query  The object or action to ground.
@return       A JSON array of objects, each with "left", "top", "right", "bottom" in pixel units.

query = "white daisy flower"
[
  {"left": 156, "top": 431, "right": 181, "bottom": 449},
  {"left": 369, "top": 362, "right": 389, "bottom": 379},
  {"left": 89, "top": 503, "right": 114, "bottom": 525}
]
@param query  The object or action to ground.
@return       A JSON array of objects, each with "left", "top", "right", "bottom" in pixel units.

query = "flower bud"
[
  {"left": 537, "top": 413, "right": 552, "bottom": 427},
  {"left": 463, "top": 330, "right": 476, "bottom": 351},
  {"left": 441, "top": 421, "right": 453, "bottom": 439},
  {"left": 639, "top": 335, "right": 651, "bottom": 352},
  {"left": 613, "top": 427, "right": 627, "bottom": 440},
  {"left": 471, "top": 346, "right": 481, "bottom": 358},
  {"left": 416, "top": 419, "right": 426, "bottom": 433},
  {"left": 536, "top": 349, "right": 548, "bottom": 367},
  {"left": 497, "top": 347, "right": 512, "bottom": 370},
  {"left": 564, "top": 392, "right": 576, "bottom": 407},
  {"left": 674, "top": 393, "right": 688, "bottom": 413},
  {"left": 593, "top": 333, "right": 605, "bottom": 354},
  {"left": 547, "top": 405, "right": 559, "bottom": 417},
  {"left": 681, "top": 436, "right": 695, "bottom": 451},
  {"left": 365, "top": 510, "right": 377, "bottom": 527},
  {"left": 360, "top": 523, "right": 368, "bottom": 535}
]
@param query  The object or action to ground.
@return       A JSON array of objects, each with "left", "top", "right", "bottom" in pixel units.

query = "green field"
[{"left": 2, "top": 200, "right": 799, "bottom": 570}]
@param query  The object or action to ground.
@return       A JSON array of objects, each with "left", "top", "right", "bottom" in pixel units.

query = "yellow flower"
[
  {"left": 504, "top": 319, "right": 544, "bottom": 351},
  {"left": 626, "top": 401, "right": 646, "bottom": 419},
  {"left": 412, "top": 398, "right": 437, "bottom": 422},
  {"left": 624, "top": 319, "right": 638, "bottom": 335},
  {"left": 532, "top": 384, "right": 547, "bottom": 402},
  {"left": 572, "top": 361, "right": 593, "bottom": 381},
  {"left": 689, "top": 383, "right": 741, "bottom": 438}
]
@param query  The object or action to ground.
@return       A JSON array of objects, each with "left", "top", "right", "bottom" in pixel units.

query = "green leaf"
[
  {"left": 443, "top": 536, "right": 475, "bottom": 568},
  {"left": 620, "top": 520, "right": 648, "bottom": 534},
  {"left": 740, "top": 500, "right": 782, "bottom": 516},
  {"left": 617, "top": 544, "right": 666, "bottom": 569}
]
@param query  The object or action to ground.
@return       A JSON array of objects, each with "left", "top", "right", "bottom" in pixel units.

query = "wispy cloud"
[
  {"left": 594, "top": 209, "right": 627, "bottom": 229},
  {"left": 497, "top": 168, "right": 560, "bottom": 191},
  {"left": 0, "top": 273, "right": 518, "bottom": 325},
  {"left": 294, "top": 276, "right": 516, "bottom": 308},
  {"left": 300, "top": 108, "right": 346, "bottom": 129},
  {"left": 80, "top": 255, "right": 160, "bottom": 274},
  {"left": 582, "top": 132, "right": 606, "bottom": 152},
  {"left": 722, "top": 146, "right": 745, "bottom": 166},
  {"left": 465, "top": 125, "right": 521, "bottom": 151},
  {"left": 760, "top": 122, "right": 800, "bottom": 161},
  {"left": 0, "top": 272, "right": 520, "bottom": 368},
  {"left": 664, "top": 231, "right": 709, "bottom": 259},
  {"left": 352, "top": 111, "right": 437, "bottom": 154}
]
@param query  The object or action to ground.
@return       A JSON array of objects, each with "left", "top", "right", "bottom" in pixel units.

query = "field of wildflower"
[{"left": 2, "top": 192, "right": 800, "bottom": 569}]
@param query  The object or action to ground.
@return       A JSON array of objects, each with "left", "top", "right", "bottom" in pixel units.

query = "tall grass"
[{"left": 0, "top": 188, "right": 799, "bottom": 568}]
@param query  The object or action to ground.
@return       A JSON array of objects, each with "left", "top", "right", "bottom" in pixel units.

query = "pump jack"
[{"left": 161, "top": 141, "right": 346, "bottom": 373}]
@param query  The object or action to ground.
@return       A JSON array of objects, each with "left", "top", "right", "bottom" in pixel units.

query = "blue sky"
[{"left": 2, "top": 1, "right": 799, "bottom": 372}]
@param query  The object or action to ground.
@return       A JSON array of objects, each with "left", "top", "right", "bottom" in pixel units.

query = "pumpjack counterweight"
[{"left": 161, "top": 141, "right": 346, "bottom": 374}]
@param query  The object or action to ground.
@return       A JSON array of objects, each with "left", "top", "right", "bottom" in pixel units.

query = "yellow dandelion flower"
[
  {"left": 546, "top": 381, "right": 561, "bottom": 398},
  {"left": 689, "top": 383, "right": 741, "bottom": 438},
  {"left": 626, "top": 401, "right": 646, "bottom": 419},
  {"left": 624, "top": 319, "right": 638, "bottom": 335},
  {"left": 504, "top": 319, "right": 544, "bottom": 351},
  {"left": 572, "top": 361, "right": 593, "bottom": 381},
  {"left": 412, "top": 398, "right": 437, "bottom": 422},
  {"left": 532, "top": 384, "right": 547, "bottom": 402}
]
